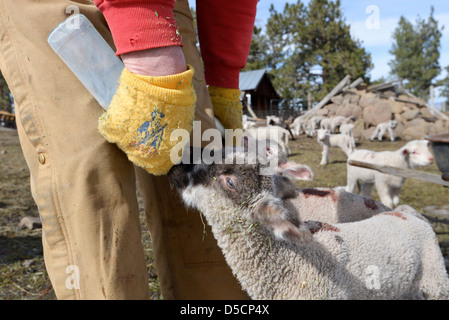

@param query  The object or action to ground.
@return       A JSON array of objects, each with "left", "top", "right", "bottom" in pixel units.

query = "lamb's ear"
[
  {"left": 254, "top": 197, "right": 312, "bottom": 245},
  {"left": 272, "top": 175, "right": 298, "bottom": 199},
  {"left": 278, "top": 162, "right": 314, "bottom": 181}
]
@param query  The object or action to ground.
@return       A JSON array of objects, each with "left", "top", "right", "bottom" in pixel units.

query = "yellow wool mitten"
[
  {"left": 98, "top": 66, "right": 196, "bottom": 175},
  {"left": 208, "top": 86, "right": 243, "bottom": 130}
]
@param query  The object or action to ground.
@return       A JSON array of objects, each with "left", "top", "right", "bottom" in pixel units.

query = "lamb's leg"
[
  {"left": 370, "top": 127, "right": 378, "bottom": 141},
  {"left": 377, "top": 127, "right": 385, "bottom": 142},
  {"left": 375, "top": 180, "right": 394, "bottom": 209},
  {"left": 361, "top": 182, "right": 374, "bottom": 198},
  {"left": 346, "top": 172, "right": 358, "bottom": 194},
  {"left": 320, "top": 145, "right": 329, "bottom": 165},
  {"left": 390, "top": 187, "right": 401, "bottom": 207},
  {"left": 388, "top": 127, "right": 395, "bottom": 142}
]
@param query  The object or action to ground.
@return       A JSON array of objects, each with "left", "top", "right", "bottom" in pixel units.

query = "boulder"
[
  {"left": 335, "top": 103, "right": 362, "bottom": 120},
  {"left": 362, "top": 101, "right": 392, "bottom": 126}
]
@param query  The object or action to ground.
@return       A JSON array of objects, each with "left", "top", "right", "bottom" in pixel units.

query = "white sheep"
[
  {"left": 339, "top": 123, "right": 356, "bottom": 149},
  {"left": 319, "top": 117, "right": 332, "bottom": 131},
  {"left": 168, "top": 151, "right": 449, "bottom": 300},
  {"left": 330, "top": 115, "right": 354, "bottom": 133},
  {"left": 245, "top": 125, "right": 291, "bottom": 156},
  {"left": 317, "top": 129, "right": 355, "bottom": 165},
  {"left": 306, "top": 116, "right": 323, "bottom": 137},
  {"left": 346, "top": 140, "right": 435, "bottom": 208},
  {"left": 291, "top": 116, "right": 307, "bottom": 136},
  {"left": 370, "top": 120, "right": 398, "bottom": 142}
]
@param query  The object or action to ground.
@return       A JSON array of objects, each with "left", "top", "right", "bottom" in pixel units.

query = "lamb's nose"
[{"left": 428, "top": 156, "right": 434, "bottom": 163}]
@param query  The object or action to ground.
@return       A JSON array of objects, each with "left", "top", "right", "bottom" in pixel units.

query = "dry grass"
[{"left": 1, "top": 128, "right": 447, "bottom": 299}]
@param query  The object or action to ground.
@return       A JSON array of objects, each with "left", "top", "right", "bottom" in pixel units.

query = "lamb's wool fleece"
[
  {"left": 171, "top": 152, "right": 449, "bottom": 300},
  {"left": 195, "top": 185, "right": 449, "bottom": 299},
  {"left": 286, "top": 188, "right": 390, "bottom": 223}
]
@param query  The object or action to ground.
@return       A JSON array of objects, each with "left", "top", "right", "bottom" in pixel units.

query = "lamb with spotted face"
[{"left": 168, "top": 149, "right": 449, "bottom": 300}]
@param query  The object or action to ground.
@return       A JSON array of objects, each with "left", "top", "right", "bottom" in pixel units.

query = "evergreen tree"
[
  {"left": 437, "top": 65, "right": 449, "bottom": 106},
  {"left": 389, "top": 7, "right": 442, "bottom": 100},
  {"left": 255, "top": 0, "right": 372, "bottom": 106}
]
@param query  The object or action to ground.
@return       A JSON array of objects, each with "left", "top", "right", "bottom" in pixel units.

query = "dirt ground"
[{"left": 1, "top": 127, "right": 448, "bottom": 300}]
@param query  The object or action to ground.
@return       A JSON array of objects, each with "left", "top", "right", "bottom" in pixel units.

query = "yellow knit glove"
[
  {"left": 98, "top": 66, "right": 196, "bottom": 175},
  {"left": 208, "top": 86, "right": 243, "bottom": 130}
]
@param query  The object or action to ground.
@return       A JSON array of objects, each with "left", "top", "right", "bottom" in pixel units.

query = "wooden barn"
[{"left": 239, "top": 69, "right": 281, "bottom": 118}]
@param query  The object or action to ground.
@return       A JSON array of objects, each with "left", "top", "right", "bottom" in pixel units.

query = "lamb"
[
  {"left": 291, "top": 116, "right": 307, "bottom": 136},
  {"left": 244, "top": 135, "right": 390, "bottom": 224},
  {"left": 245, "top": 125, "right": 291, "bottom": 156},
  {"left": 339, "top": 123, "right": 356, "bottom": 149},
  {"left": 168, "top": 150, "right": 449, "bottom": 300},
  {"left": 370, "top": 120, "right": 398, "bottom": 142},
  {"left": 330, "top": 115, "right": 354, "bottom": 133},
  {"left": 317, "top": 129, "right": 355, "bottom": 165},
  {"left": 346, "top": 140, "right": 434, "bottom": 208}
]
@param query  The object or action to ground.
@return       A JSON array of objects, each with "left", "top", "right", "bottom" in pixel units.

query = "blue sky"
[{"left": 254, "top": 0, "right": 449, "bottom": 104}]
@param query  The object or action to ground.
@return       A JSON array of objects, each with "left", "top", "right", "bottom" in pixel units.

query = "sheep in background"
[
  {"left": 245, "top": 125, "right": 291, "bottom": 156},
  {"left": 370, "top": 120, "right": 398, "bottom": 142},
  {"left": 319, "top": 117, "right": 332, "bottom": 131},
  {"left": 291, "top": 116, "right": 307, "bottom": 136},
  {"left": 330, "top": 115, "right": 354, "bottom": 133},
  {"left": 339, "top": 123, "right": 356, "bottom": 149},
  {"left": 307, "top": 116, "right": 324, "bottom": 137},
  {"left": 317, "top": 129, "right": 355, "bottom": 165},
  {"left": 346, "top": 140, "right": 434, "bottom": 208},
  {"left": 168, "top": 150, "right": 449, "bottom": 300}
]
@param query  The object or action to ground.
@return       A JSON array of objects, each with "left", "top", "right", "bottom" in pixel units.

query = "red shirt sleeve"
[
  {"left": 197, "top": 0, "right": 257, "bottom": 89},
  {"left": 93, "top": 0, "right": 183, "bottom": 56}
]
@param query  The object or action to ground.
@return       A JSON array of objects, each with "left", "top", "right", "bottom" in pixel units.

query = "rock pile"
[{"left": 313, "top": 80, "right": 449, "bottom": 141}]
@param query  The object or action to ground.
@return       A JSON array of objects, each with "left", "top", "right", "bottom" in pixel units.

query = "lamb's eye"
[{"left": 226, "top": 178, "right": 235, "bottom": 189}]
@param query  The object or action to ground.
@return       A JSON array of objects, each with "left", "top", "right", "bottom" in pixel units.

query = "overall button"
[{"left": 38, "top": 153, "right": 46, "bottom": 165}]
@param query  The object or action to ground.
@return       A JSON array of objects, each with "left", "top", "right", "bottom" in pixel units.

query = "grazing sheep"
[
  {"left": 346, "top": 140, "right": 434, "bottom": 208},
  {"left": 370, "top": 120, "right": 398, "bottom": 142},
  {"left": 339, "top": 123, "right": 356, "bottom": 149},
  {"left": 307, "top": 116, "right": 324, "bottom": 137},
  {"left": 168, "top": 150, "right": 449, "bottom": 300},
  {"left": 319, "top": 117, "right": 332, "bottom": 131},
  {"left": 330, "top": 116, "right": 354, "bottom": 133},
  {"left": 291, "top": 116, "right": 307, "bottom": 136},
  {"left": 317, "top": 129, "right": 355, "bottom": 165},
  {"left": 245, "top": 125, "right": 291, "bottom": 156}
]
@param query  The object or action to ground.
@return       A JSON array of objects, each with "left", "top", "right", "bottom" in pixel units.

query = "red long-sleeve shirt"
[{"left": 94, "top": 0, "right": 257, "bottom": 89}]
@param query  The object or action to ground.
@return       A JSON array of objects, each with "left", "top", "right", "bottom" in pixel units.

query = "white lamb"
[
  {"left": 330, "top": 115, "right": 354, "bottom": 133},
  {"left": 245, "top": 125, "right": 291, "bottom": 156},
  {"left": 339, "top": 123, "right": 356, "bottom": 149},
  {"left": 168, "top": 151, "right": 449, "bottom": 300},
  {"left": 370, "top": 120, "right": 398, "bottom": 142},
  {"left": 346, "top": 140, "right": 435, "bottom": 208},
  {"left": 291, "top": 116, "right": 307, "bottom": 136},
  {"left": 317, "top": 129, "right": 355, "bottom": 165},
  {"left": 319, "top": 117, "right": 332, "bottom": 131}
]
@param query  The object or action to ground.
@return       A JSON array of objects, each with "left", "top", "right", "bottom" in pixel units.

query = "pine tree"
[
  {"left": 257, "top": 0, "right": 372, "bottom": 106},
  {"left": 389, "top": 6, "right": 442, "bottom": 100}
]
